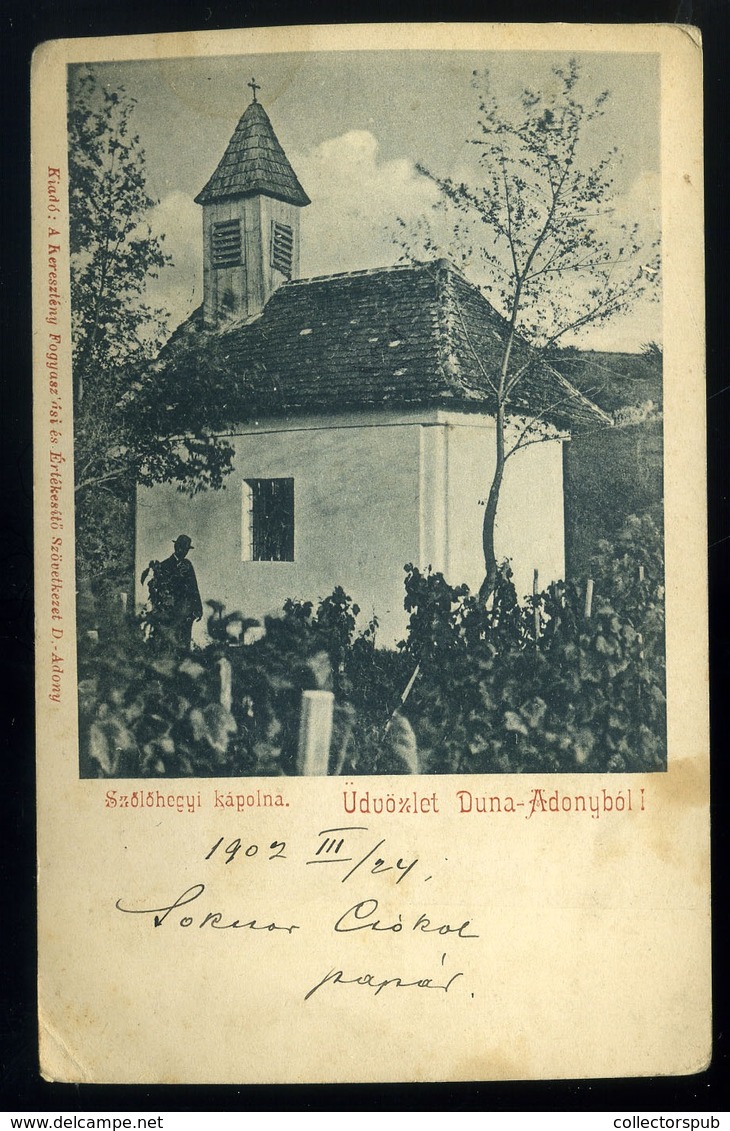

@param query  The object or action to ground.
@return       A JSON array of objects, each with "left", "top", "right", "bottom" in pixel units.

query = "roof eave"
[
  {"left": 193, "top": 185, "right": 311, "bottom": 207},
  {"left": 544, "top": 362, "right": 614, "bottom": 427}
]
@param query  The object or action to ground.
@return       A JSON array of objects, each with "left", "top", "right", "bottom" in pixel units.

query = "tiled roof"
[
  {"left": 160, "top": 260, "right": 612, "bottom": 430},
  {"left": 550, "top": 349, "right": 663, "bottom": 414},
  {"left": 195, "top": 100, "right": 310, "bottom": 208}
]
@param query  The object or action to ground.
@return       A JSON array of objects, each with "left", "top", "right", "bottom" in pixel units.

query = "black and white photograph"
[{"left": 69, "top": 48, "right": 666, "bottom": 780}]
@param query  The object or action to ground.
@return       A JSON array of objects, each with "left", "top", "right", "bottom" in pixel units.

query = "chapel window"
[{"left": 242, "top": 478, "right": 295, "bottom": 562}]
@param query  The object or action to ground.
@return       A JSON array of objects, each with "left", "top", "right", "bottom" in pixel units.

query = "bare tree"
[{"left": 398, "top": 60, "right": 660, "bottom": 598}]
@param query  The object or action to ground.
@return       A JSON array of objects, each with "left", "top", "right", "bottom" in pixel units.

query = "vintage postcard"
[{"left": 32, "top": 23, "right": 709, "bottom": 1083}]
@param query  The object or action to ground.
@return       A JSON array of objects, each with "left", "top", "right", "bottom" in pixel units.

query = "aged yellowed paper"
[{"left": 32, "top": 23, "right": 709, "bottom": 1083}]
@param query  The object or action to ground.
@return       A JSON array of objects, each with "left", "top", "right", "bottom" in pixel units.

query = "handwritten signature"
[
  {"left": 115, "top": 883, "right": 300, "bottom": 934},
  {"left": 304, "top": 961, "right": 464, "bottom": 1000},
  {"left": 334, "top": 898, "right": 479, "bottom": 938}
]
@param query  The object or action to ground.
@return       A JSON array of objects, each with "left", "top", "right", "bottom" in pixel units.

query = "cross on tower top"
[{"left": 248, "top": 77, "right": 260, "bottom": 103}]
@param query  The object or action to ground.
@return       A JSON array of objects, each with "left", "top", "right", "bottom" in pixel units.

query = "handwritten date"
[{"left": 204, "top": 826, "right": 424, "bottom": 887}]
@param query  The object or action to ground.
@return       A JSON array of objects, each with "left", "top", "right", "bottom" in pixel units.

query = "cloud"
[
  {"left": 578, "top": 170, "right": 662, "bottom": 351},
  {"left": 608, "top": 170, "right": 662, "bottom": 248},
  {"left": 146, "top": 191, "right": 202, "bottom": 333},
  {"left": 293, "top": 130, "right": 440, "bottom": 278}
]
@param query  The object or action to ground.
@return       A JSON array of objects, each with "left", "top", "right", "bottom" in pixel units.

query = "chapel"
[{"left": 136, "top": 88, "right": 659, "bottom": 644}]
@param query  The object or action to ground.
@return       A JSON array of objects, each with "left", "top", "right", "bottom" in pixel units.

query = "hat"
[{"left": 173, "top": 534, "right": 194, "bottom": 550}]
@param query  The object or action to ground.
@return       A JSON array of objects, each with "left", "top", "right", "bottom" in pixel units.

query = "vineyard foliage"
[{"left": 79, "top": 514, "right": 666, "bottom": 778}]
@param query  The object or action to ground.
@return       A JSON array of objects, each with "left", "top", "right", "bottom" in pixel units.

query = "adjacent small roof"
[
  {"left": 195, "top": 100, "right": 310, "bottom": 208},
  {"left": 160, "top": 260, "right": 612, "bottom": 430},
  {"left": 551, "top": 349, "right": 663, "bottom": 415}
]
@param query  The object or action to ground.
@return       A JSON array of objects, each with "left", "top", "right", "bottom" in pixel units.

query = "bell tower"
[{"left": 195, "top": 80, "right": 310, "bottom": 326}]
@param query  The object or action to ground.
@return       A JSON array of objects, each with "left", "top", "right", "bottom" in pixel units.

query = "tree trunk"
[{"left": 479, "top": 403, "right": 506, "bottom": 602}]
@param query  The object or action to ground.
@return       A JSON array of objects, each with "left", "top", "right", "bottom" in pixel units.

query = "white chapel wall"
[
  {"left": 136, "top": 407, "right": 566, "bottom": 648},
  {"left": 136, "top": 410, "right": 424, "bottom": 647},
  {"left": 496, "top": 431, "right": 565, "bottom": 600},
  {"left": 439, "top": 411, "right": 565, "bottom": 602}
]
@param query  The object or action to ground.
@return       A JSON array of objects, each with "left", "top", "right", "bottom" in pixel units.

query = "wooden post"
[
  {"left": 298, "top": 690, "right": 334, "bottom": 776},
  {"left": 584, "top": 578, "right": 594, "bottom": 619},
  {"left": 384, "top": 662, "right": 421, "bottom": 736},
  {"left": 218, "top": 657, "right": 232, "bottom": 713}
]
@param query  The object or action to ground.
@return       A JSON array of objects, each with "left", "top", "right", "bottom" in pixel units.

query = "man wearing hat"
[{"left": 143, "top": 534, "right": 203, "bottom": 651}]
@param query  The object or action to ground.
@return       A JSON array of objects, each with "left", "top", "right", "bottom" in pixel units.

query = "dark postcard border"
[{"left": 3, "top": 0, "right": 728, "bottom": 1113}]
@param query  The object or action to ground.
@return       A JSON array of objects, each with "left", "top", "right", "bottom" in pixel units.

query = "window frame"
[{"left": 241, "top": 477, "right": 295, "bottom": 563}]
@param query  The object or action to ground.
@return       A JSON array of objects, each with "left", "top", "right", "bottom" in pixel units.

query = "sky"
[{"left": 70, "top": 50, "right": 661, "bottom": 352}]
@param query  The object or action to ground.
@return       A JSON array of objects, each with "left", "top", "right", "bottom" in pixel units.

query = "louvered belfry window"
[
  {"left": 242, "top": 478, "right": 295, "bottom": 562},
  {"left": 212, "top": 219, "right": 242, "bottom": 268},
  {"left": 271, "top": 221, "right": 294, "bottom": 278}
]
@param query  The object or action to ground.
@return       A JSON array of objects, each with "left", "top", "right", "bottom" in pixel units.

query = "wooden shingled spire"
[
  {"left": 195, "top": 89, "right": 310, "bottom": 207},
  {"left": 196, "top": 85, "right": 310, "bottom": 323}
]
